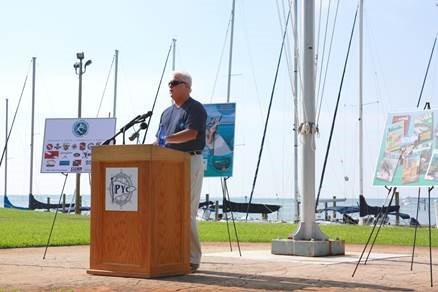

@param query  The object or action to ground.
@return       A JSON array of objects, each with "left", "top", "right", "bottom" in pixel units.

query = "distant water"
[
  {"left": 1, "top": 194, "right": 91, "bottom": 211},
  {"left": 2, "top": 195, "right": 437, "bottom": 226},
  {"left": 199, "top": 196, "right": 438, "bottom": 226}
]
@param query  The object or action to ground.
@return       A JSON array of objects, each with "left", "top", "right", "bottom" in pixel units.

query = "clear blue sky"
[{"left": 1, "top": 0, "right": 438, "bottom": 201}]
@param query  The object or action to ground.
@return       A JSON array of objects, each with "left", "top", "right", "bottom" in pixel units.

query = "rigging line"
[
  {"left": 275, "top": 0, "right": 295, "bottom": 96},
  {"left": 0, "top": 60, "right": 32, "bottom": 168},
  {"left": 282, "top": 0, "right": 295, "bottom": 196},
  {"left": 316, "top": 0, "right": 323, "bottom": 74},
  {"left": 245, "top": 8, "right": 291, "bottom": 221},
  {"left": 315, "top": 0, "right": 332, "bottom": 111},
  {"left": 276, "top": 0, "right": 294, "bottom": 186},
  {"left": 315, "top": 7, "right": 359, "bottom": 210},
  {"left": 416, "top": 33, "right": 437, "bottom": 108},
  {"left": 142, "top": 40, "right": 173, "bottom": 143},
  {"left": 235, "top": 0, "right": 260, "bottom": 120},
  {"left": 316, "top": 0, "right": 340, "bottom": 125},
  {"left": 363, "top": 16, "right": 389, "bottom": 133},
  {"left": 288, "top": 2, "right": 305, "bottom": 124},
  {"left": 96, "top": 53, "right": 115, "bottom": 117},
  {"left": 210, "top": 11, "right": 232, "bottom": 101},
  {"left": 292, "top": 2, "right": 306, "bottom": 122},
  {"left": 289, "top": 0, "right": 298, "bottom": 99},
  {"left": 240, "top": 0, "right": 263, "bottom": 119},
  {"left": 279, "top": 0, "right": 293, "bottom": 70},
  {"left": 365, "top": 12, "right": 390, "bottom": 113}
]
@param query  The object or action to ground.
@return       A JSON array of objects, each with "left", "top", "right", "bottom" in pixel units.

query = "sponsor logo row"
[{"left": 46, "top": 141, "right": 99, "bottom": 151}]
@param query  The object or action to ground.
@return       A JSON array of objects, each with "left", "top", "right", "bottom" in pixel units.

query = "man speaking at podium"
[{"left": 156, "top": 70, "right": 207, "bottom": 273}]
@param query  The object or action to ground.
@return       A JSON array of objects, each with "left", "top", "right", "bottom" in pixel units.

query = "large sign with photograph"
[
  {"left": 202, "top": 103, "right": 236, "bottom": 177},
  {"left": 41, "top": 118, "right": 116, "bottom": 173},
  {"left": 373, "top": 110, "right": 438, "bottom": 186}
]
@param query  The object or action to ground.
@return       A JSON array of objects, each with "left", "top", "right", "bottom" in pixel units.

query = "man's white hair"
[{"left": 171, "top": 70, "right": 192, "bottom": 88}]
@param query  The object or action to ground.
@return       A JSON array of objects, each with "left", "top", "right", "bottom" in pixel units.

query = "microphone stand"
[
  {"left": 102, "top": 112, "right": 152, "bottom": 145},
  {"left": 102, "top": 115, "right": 141, "bottom": 145},
  {"left": 129, "top": 122, "right": 149, "bottom": 143}
]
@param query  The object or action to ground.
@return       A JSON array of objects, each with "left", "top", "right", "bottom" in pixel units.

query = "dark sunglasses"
[{"left": 168, "top": 80, "right": 186, "bottom": 87}]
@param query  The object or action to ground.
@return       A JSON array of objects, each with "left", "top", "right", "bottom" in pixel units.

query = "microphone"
[
  {"left": 138, "top": 111, "right": 153, "bottom": 121},
  {"left": 120, "top": 115, "right": 141, "bottom": 132},
  {"left": 129, "top": 122, "right": 148, "bottom": 141}
]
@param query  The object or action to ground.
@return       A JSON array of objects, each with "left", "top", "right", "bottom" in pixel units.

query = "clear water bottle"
[{"left": 158, "top": 125, "right": 166, "bottom": 147}]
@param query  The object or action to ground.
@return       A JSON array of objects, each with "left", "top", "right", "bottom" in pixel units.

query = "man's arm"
[{"left": 165, "top": 128, "right": 198, "bottom": 144}]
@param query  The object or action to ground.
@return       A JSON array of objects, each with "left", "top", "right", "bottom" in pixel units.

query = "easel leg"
[
  {"left": 365, "top": 188, "right": 397, "bottom": 264},
  {"left": 43, "top": 173, "right": 69, "bottom": 259},
  {"left": 222, "top": 178, "right": 242, "bottom": 256},
  {"left": 410, "top": 187, "right": 421, "bottom": 270},
  {"left": 352, "top": 187, "right": 395, "bottom": 277},
  {"left": 428, "top": 186, "right": 433, "bottom": 287},
  {"left": 221, "top": 179, "right": 233, "bottom": 251}
]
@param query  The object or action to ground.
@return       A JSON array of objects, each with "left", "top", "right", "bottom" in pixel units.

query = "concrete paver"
[{"left": 0, "top": 243, "right": 436, "bottom": 291}]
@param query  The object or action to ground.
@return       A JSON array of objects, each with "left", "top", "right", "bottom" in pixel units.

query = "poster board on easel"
[
  {"left": 373, "top": 110, "right": 438, "bottom": 187},
  {"left": 202, "top": 103, "right": 236, "bottom": 177},
  {"left": 40, "top": 118, "right": 116, "bottom": 174}
]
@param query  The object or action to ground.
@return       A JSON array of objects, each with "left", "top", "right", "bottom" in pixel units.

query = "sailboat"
[
  {"left": 2, "top": 99, "right": 23, "bottom": 209},
  {"left": 3, "top": 59, "right": 35, "bottom": 210},
  {"left": 197, "top": 0, "right": 284, "bottom": 220},
  {"left": 4, "top": 58, "right": 67, "bottom": 211},
  {"left": 2, "top": 58, "right": 81, "bottom": 211}
]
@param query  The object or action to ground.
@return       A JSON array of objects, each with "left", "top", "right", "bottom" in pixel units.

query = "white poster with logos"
[
  {"left": 41, "top": 118, "right": 116, "bottom": 173},
  {"left": 105, "top": 167, "right": 138, "bottom": 211}
]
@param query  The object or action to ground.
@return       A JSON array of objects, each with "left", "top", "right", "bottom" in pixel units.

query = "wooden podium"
[{"left": 87, "top": 145, "right": 191, "bottom": 278}]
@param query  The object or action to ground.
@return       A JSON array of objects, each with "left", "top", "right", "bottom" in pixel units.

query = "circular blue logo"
[
  {"left": 72, "top": 120, "right": 89, "bottom": 137},
  {"left": 109, "top": 171, "right": 137, "bottom": 208}
]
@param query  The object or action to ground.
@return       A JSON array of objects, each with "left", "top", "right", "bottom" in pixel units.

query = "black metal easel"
[
  {"left": 410, "top": 186, "right": 434, "bottom": 287},
  {"left": 353, "top": 109, "right": 435, "bottom": 287},
  {"left": 43, "top": 173, "right": 69, "bottom": 259},
  {"left": 352, "top": 186, "right": 396, "bottom": 277},
  {"left": 221, "top": 177, "right": 242, "bottom": 256},
  {"left": 408, "top": 100, "right": 434, "bottom": 287},
  {"left": 353, "top": 34, "right": 436, "bottom": 287}
]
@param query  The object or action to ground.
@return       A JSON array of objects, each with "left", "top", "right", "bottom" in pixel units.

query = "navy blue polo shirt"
[{"left": 158, "top": 97, "right": 207, "bottom": 152}]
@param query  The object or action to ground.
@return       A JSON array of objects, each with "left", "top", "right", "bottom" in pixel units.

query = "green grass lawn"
[
  {"left": 0, "top": 208, "right": 437, "bottom": 248},
  {"left": 199, "top": 221, "right": 438, "bottom": 246},
  {"left": 0, "top": 208, "right": 90, "bottom": 248}
]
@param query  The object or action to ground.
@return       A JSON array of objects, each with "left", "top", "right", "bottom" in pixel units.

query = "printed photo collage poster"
[
  {"left": 41, "top": 118, "right": 116, "bottom": 173},
  {"left": 202, "top": 103, "right": 236, "bottom": 177},
  {"left": 373, "top": 110, "right": 438, "bottom": 186}
]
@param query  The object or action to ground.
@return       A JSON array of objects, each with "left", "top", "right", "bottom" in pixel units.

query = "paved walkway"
[{"left": 0, "top": 243, "right": 436, "bottom": 291}]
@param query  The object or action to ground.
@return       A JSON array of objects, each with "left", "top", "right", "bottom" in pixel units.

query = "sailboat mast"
[
  {"left": 359, "top": 0, "right": 364, "bottom": 199},
  {"left": 113, "top": 50, "right": 118, "bottom": 118},
  {"left": 226, "top": 0, "right": 236, "bottom": 103},
  {"left": 172, "top": 38, "right": 176, "bottom": 70},
  {"left": 300, "top": 0, "right": 317, "bottom": 237},
  {"left": 29, "top": 57, "right": 36, "bottom": 198},
  {"left": 293, "top": 0, "right": 327, "bottom": 240},
  {"left": 4, "top": 99, "right": 8, "bottom": 198},
  {"left": 293, "top": 0, "right": 299, "bottom": 222}
]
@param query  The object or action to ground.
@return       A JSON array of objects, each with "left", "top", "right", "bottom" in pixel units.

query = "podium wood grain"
[{"left": 88, "top": 145, "right": 190, "bottom": 278}]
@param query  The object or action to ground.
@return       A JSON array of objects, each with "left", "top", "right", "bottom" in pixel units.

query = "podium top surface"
[{"left": 92, "top": 144, "right": 190, "bottom": 162}]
